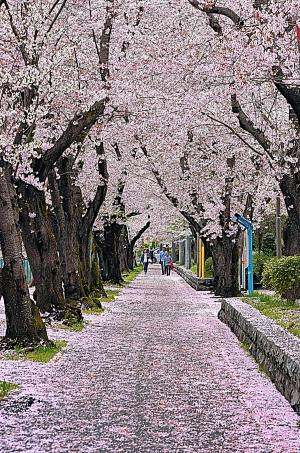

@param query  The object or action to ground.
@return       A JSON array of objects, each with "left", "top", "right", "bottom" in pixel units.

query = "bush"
[
  {"left": 261, "top": 232, "right": 276, "bottom": 256},
  {"left": 262, "top": 256, "right": 300, "bottom": 301},
  {"left": 205, "top": 257, "right": 214, "bottom": 278},
  {"left": 253, "top": 253, "right": 272, "bottom": 283}
]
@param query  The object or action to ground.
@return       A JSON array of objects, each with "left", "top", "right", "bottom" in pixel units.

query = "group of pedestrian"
[
  {"left": 159, "top": 247, "right": 173, "bottom": 276},
  {"left": 140, "top": 246, "right": 174, "bottom": 276}
]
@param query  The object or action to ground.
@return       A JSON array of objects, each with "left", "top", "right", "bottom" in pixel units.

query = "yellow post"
[
  {"left": 199, "top": 239, "right": 205, "bottom": 278},
  {"left": 201, "top": 240, "right": 205, "bottom": 278},
  {"left": 197, "top": 238, "right": 205, "bottom": 279},
  {"left": 197, "top": 235, "right": 201, "bottom": 278}
]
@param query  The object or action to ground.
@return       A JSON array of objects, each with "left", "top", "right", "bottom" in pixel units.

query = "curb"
[
  {"left": 218, "top": 298, "right": 300, "bottom": 414},
  {"left": 174, "top": 265, "right": 214, "bottom": 291}
]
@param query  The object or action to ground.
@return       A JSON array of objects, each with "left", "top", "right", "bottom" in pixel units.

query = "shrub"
[
  {"left": 261, "top": 232, "right": 276, "bottom": 256},
  {"left": 205, "top": 257, "right": 214, "bottom": 278},
  {"left": 253, "top": 253, "right": 272, "bottom": 283},
  {"left": 262, "top": 256, "right": 300, "bottom": 301}
]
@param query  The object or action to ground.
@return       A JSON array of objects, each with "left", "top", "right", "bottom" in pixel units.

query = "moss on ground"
[
  {"left": 58, "top": 322, "right": 86, "bottom": 332},
  {"left": 243, "top": 292, "right": 300, "bottom": 339},
  {"left": 122, "top": 266, "right": 143, "bottom": 284},
  {"left": 190, "top": 262, "right": 197, "bottom": 274},
  {"left": 239, "top": 340, "right": 269, "bottom": 378},
  {"left": 102, "top": 289, "right": 120, "bottom": 301},
  {"left": 83, "top": 307, "right": 105, "bottom": 315},
  {"left": 82, "top": 266, "right": 141, "bottom": 315},
  {"left": 0, "top": 381, "right": 19, "bottom": 400},
  {"left": 4, "top": 340, "right": 67, "bottom": 363}
]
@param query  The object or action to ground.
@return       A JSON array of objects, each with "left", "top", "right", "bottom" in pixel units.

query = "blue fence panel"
[{"left": 0, "top": 257, "right": 33, "bottom": 285}]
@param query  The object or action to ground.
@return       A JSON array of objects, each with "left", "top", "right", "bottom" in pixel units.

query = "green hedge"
[
  {"left": 253, "top": 253, "right": 272, "bottom": 283},
  {"left": 205, "top": 257, "right": 214, "bottom": 278},
  {"left": 262, "top": 256, "right": 300, "bottom": 301}
]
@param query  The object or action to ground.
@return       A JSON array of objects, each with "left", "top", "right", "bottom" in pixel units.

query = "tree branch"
[
  {"left": 272, "top": 67, "right": 300, "bottom": 124},
  {"left": 231, "top": 94, "right": 271, "bottom": 153},
  {"left": 33, "top": 97, "right": 108, "bottom": 181},
  {"left": 130, "top": 220, "right": 151, "bottom": 249},
  {"left": 47, "top": 0, "right": 68, "bottom": 35},
  {"left": 188, "top": 0, "right": 244, "bottom": 27},
  {"left": 83, "top": 142, "right": 109, "bottom": 232},
  {"left": 95, "top": 0, "right": 115, "bottom": 82},
  {"left": 140, "top": 145, "right": 204, "bottom": 233},
  {"left": 203, "top": 111, "right": 265, "bottom": 157}
]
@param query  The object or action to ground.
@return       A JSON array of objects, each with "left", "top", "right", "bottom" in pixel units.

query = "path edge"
[
  {"left": 218, "top": 298, "right": 300, "bottom": 415},
  {"left": 174, "top": 265, "right": 214, "bottom": 291}
]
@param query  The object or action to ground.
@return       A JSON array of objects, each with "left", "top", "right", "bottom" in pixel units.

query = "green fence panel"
[{"left": 0, "top": 257, "right": 33, "bottom": 285}]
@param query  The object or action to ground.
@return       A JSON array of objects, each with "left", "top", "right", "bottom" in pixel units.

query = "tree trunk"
[
  {"left": 0, "top": 168, "right": 48, "bottom": 345},
  {"left": 49, "top": 154, "right": 107, "bottom": 299},
  {"left": 280, "top": 174, "right": 300, "bottom": 255},
  {"left": 118, "top": 224, "right": 130, "bottom": 273},
  {"left": 127, "top": 244, "right": 135, "bottom": 271},
  {"left": 78, "top": 227, "right": 92, "bottom": 295},
  {"left": 18, "top": 182, "right": 65, "bottom": 316},
  {"left": 18, "top": 181, "right": 82, "bottom": 324},
  {"left": 97, "top": 222, "right": 123, "bottom": 284},
  {"left": 211, "top": 234, "right": 240, "bottom": 297},
  {"left": 48, "top": 164, "right": 82, "bottom": 301},
  {"left": 128, "top": 220, "right": 151, "bottom": 270}
]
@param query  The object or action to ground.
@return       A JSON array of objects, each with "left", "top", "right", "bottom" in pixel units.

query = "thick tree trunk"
[
  {"left": 211, "top": 234, "right": 240, "bottom": 297},
  {"left": 118, "top": 225, "right": 130, "bottom": 273},
  {"left": 0, "top": 168, "right": 48, "bottom": 345},
  {"left": 280, "top": 174, "right": 300, "bottom": 256},
  {"left": 17, "top": 182, "right": 68, "bottom": 318},
  {"left": 18, "top": 181, "right": 82, "bottom": 323},
  {"left": 48, "top": 164, "right": 82, "bottom": 301},
  {"left": 78, "top": 228, "right": 92, "bottom": 295},
  {"left": 97, "top": 222, "right": 123, "bottom": 284},
  {"left": 79, "top": 230, "right": 106, "bottom": 296},
  {"left": 49, "top": 154, "right": 107, "bottom": 299},
  {"left": 127, "top": 245, "right": 135, "bottom": 271}
]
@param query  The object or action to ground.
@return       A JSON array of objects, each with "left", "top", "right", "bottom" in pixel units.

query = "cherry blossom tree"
[
  {"left": 187, "top": 0, "right": 300, "bottom": 254},
  {"left": 0, "top": 0, "right": 139, "bottom": 341}
]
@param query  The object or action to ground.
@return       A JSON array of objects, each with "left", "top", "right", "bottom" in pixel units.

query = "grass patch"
[
  {"left": 0, "top": 381, "right": 19, "bottom": 400},
  {"left": 83, "top": 307, "right": 105, "bottom": 315},
  {"left": 58, "top": 322, "right": 86, "bottom": 332},
  {"left": 240, "top": 340, "right": 250, "bottom": 354},
  {"left": 190, "top": 262, "right": 197, "bottom": 275},
  {"left": 122, "top": 266, "right": 143, "bottom": 284},
  {"left": 5, "top": 340, "right": 67, "bottom": 363},
  {"left": 243, "top": 292, "right": 300, "bottom": 339},
  {"left": 239, "top": 340, "right": 269, "bottom": 377},
  {"left": 102, "top": 289, "right": 120, "bottom": 302}
]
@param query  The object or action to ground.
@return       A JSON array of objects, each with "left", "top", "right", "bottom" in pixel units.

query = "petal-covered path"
[{"left": 1, "top": 266, "right": 300, "bottom": 452}]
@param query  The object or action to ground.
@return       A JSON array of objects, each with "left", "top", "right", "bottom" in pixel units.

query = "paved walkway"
[{"left": 0, "top": 266, "right": 300, "bottom": 452}]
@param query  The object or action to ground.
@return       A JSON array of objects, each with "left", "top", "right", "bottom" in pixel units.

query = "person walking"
[
  {"left": 140, "top": 248, "right": 151, "bottom": 274},
  {"left": 164, "top": 251, "right": 173, "bottom": 276},
  {"left": 149, "top": 248, "right": 154, "bottom": 262},
  {"left": 159, "top": 247, "right": 166, "bottom": 275}
]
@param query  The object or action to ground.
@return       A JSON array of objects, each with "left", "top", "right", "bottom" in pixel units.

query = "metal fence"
[{"left": 0, "top": 258, "right": 33, "bottom": 285}]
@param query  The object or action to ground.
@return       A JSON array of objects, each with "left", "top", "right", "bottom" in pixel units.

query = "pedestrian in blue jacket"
[
  {"left": 140, "top": 248, "right": 151, "bottom": 274},
  {"left": 159, "top": 247, "right": 166, "bottom": 275}
]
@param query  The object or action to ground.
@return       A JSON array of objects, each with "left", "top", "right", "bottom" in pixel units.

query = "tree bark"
[
  {"left": 18, "top": 181, "right": 82, "bottom": 323},
  {"left": 0, "top": 167, "right": 48, "bottom": 345},
  {"left": 48, "top": 162, "right": 82, "bottom": 300},
  {"left": 119, "top": 224, "right": 130, "bottom": 273},
  {"left": 49, "top": 150, "right": 108, "bottom": 299},
  {"left": 211, "top": 234, "right": 240, "bottom": 297},
  {"left": 128, "top": 220, "right": 151, "bottom": 270},
  {"left": 280, "top": 174, "right": 300, "bottom": 255},
  {"left": 95, "top": 221, "right": 123, "bottom": 284}
]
